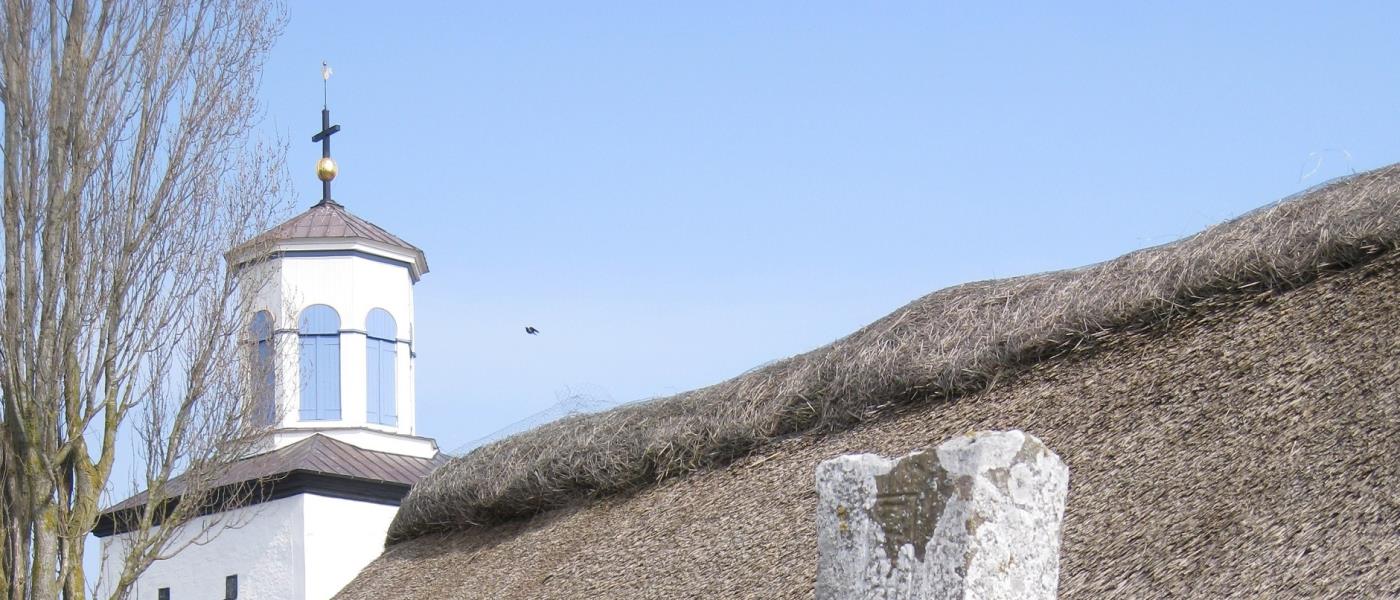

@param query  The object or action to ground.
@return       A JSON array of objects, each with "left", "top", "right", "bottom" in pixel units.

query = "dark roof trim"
[
  {"left": 228, "top": 248, "right": 423, "bottom": 283},
  {"left": 92, "top": 471, "right": 412, "bottom": 538},
  {"left": 269, "top": 471, "right": 412, "bottom": 506},
  {"left": 274, "top": 248, "right": 417, "bottom": 274}
]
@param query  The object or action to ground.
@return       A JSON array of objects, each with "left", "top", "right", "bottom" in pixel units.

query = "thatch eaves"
[
  {"left": 342, "top": 239, "right": 1400, "bottom": 598},
  {"left": 387, "top": 165, "right": 1400, "bottom": 546}
]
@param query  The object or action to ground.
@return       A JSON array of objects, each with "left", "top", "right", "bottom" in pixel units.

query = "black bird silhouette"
[{"left": 525, "top": 326, "right": 540, "bottom": 335}]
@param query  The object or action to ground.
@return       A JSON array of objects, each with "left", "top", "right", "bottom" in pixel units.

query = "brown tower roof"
[
  {"left": 234, "top": 200, "right": 429, "bottom": 277},
  {"left": 94, "top": 434, "right": 449, "bottom": 537}
]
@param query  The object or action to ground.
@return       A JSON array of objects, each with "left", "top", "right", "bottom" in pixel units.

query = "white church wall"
[
  {"left": 97, "top": 495, "right": 306, "bottom": 600},
  {"left": 243, "top": 260, "right": 286, "bottom": 328},
  {"left": 300, "top": 494, "right": 399, "bottom": 600},
  {"left": 398, "top": 322, "right": 416, "bottom": 438},
  {"left": 270, "top": 427, "right": 438, "bottom": 459},
  {"left": 406, "top": 333, "right": 417, "bottom": 437}
]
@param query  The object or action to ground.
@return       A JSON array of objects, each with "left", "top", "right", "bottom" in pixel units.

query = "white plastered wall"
[
  {"left": 97, "top": 495, "right": 306, "bottom": 600},
  {"left": 270, "top": 427, "right": 438, "bottom": 459},
  {"left": 299, "top": 495, "right": 400, "bottom": 600},
  {"left": 97, "top": 494, "right": 401, "bottom": 600}
]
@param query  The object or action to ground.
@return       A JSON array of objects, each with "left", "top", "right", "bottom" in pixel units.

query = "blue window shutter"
[
  {"left": 251, "top": 311, "right": 273, "bottom": 338},
  {"left": 299, "top": 305, "right": 339, "bottom": 334},
  {"left": 319, "top": 335, "right": 341, "bottom": 420},
  {"left": 251, "top": 311, "right": 275, "bottom": 424},
  {"left": 364, "top": 309, "right": 398, "bottom": 425},
  {"left": 257, "top": 339, "right": 274, "bottom": 423},
  {"left": 298, "top": 305, "right": 342, "bottom": 421},
  {"left": 366, "top": 338, "right": 381, "bottom": 424},
  {"left": 365, "top": 308, "right": 396, "bottom": 339},
  {"left": 381, "top": 342, "right": 397, "bottom": 425},
  {"left": 365, "top": 338, "right": 397, "bottom": 426},
  {"left": 299, "top": 337, "right": 316, "bottom": 420}
]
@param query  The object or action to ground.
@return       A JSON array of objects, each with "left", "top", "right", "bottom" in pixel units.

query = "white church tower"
[{"left": 95, "top": 87, "right": 443, "bottom": 600}]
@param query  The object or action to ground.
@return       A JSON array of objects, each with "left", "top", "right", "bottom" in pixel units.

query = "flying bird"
[{"left": 525, "top": 326, "right": 540, "bottom": 335}]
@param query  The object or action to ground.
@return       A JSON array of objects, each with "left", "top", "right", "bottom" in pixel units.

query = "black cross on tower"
[{"left": 311, "top": 108, "right": 341, "bottom": 206}]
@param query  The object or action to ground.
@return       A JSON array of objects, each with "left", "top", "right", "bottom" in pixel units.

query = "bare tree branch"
[{"left": 0, "top": 2, "right": 288, "bottom": 599}]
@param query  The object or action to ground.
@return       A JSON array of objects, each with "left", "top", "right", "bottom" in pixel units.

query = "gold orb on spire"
[{"left": 316, "top": 156, "right": 338, "bottom": 182}]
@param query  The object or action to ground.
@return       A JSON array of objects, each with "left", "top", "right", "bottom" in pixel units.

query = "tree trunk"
[{"left": 0, "top": 1, "right": 289, "bottom": 598}]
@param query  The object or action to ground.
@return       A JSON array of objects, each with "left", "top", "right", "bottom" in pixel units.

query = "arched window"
[
  {"left": 250, "top": 311, "right": 275, "bottom": 424},
  {"left": 298, "top": 304, "right": 341, "bottom": 421},
  {"left": 365, "top": 308, "right": 397, "bottom": 426}
]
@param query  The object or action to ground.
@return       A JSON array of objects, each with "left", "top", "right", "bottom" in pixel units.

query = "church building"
[{"left": 93, "top": 100, "right": 445, "bottom": 600}]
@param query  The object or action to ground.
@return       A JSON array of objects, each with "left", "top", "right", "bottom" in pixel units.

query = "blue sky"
[{"left": 255, "top": 2, "right": 1400, "bottom": 451}]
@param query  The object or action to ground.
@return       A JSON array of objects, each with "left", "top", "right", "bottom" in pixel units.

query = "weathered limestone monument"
[{"left": 816, "top": 430, "right": 1069, "bottom": 600}]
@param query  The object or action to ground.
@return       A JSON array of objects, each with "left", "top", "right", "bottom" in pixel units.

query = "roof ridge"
[{"left": 386, "top": 163, "right": 1400, "bottom": 544}]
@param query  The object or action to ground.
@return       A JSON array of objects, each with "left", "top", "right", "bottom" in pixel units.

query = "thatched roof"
[{"left": 339, "top": 165, "right": 1400, "bottom": 598}]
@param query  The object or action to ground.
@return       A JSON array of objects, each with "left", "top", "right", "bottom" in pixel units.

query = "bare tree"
[{"left": 0, "top": 1, "right": 287, "bottom": 599}]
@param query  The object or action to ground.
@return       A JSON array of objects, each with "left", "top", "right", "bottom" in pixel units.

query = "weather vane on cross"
[{"left": 312, "top": 61, "right": 341, "bottom": 207}]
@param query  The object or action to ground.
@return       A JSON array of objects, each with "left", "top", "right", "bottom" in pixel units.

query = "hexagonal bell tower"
[
  {"left": 95, "top": 78, "right": 447, "bottom": 600},
  {"left": 228, "top": 193, "right": 435, "bottom": 459}
]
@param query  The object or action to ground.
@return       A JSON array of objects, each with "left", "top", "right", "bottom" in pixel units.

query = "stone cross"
[{"left": 815, "top": 430, "right": 1069, "bottom": 600}]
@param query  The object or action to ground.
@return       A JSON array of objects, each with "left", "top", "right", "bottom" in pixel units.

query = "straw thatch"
[
  {"left": 340, "top": 232, "right": 1400, "bottom": 598},
  {"left": 388, "top": 165, "right": 1400, "bottom": 546},
  {"left": 340, "top": 167, "right": 1400, "bottom": 598}
]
